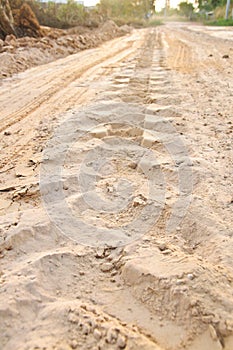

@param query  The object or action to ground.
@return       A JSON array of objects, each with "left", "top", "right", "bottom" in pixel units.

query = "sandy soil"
[
  {"left": 0, "top": 23, "right": 233, "bottom": 350},
  {"left": 0, "top": 21, "right": 131, "bottom": 79}
]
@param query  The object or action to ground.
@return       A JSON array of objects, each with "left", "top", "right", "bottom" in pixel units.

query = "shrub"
[{"left": 206, "top": 18, "right": 233, "bottom": 25}]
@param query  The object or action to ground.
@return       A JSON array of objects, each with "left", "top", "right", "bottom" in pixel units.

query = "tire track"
[
  {"left": 0, "top": 32, "right": 144, "bottom": 174},
  {"left": 0, "top": 40, "right": 134, "bottom": 133}
]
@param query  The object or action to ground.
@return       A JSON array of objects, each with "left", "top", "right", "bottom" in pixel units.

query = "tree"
[
  {"left": 58, "top": 0, "right": 86, "bottom": 26},
  {"left": 179, "top": 1, "right": 194, "bottom": 17},
  {"left": 197, "top": 0, "right": 227, "bottom": 11},
  {"left": 98, "top": 0, "right": 155, "bottom": 19}
]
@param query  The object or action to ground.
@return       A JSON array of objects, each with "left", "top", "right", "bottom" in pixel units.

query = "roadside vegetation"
[
  {"left": 199, "top": 0, "right": 233, "bottom": 25},
  {"left": 97, "top": 0, "right": 156, "bottom": 26},
  {"left": 206, "top": 18, "right": 233, "bottom": 25},
  {"left": 155, "top": 0, "right": 233, "bottom": 25},
  {"left": 0, "top": 0, "right": 159, "bottom": 40},
  {"left": 1, "top": 0, "right": 232, "bottom": 41}
]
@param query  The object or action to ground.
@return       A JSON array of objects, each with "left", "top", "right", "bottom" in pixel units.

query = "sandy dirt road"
[{"left": 0, "top": 23, "right": 233, "bottom": 350}]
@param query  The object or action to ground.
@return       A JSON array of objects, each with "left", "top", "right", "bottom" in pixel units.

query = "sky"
[
  {"left": 155, "top": 0, "right": 182, "bottom": 11},
  {"left": 83, "top": 0, "right": 99, "bottom": 6},
  {"left": 156, "top": 0, "right": 197, "bottom": 11},
  {"left": 83, "top": 0, "right": 185, "bottom": 11}
]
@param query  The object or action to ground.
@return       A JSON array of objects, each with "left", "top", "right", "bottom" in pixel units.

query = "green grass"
[
  {"left": 206, "top": 18, "right": 233, "bottom": 26},
  {"left": 110, "top": 16, "right": 146, "bottom": 28},
  {"left": 109, "top": 16, "right": 163, "bottom": 28},
  {"left": 146, "top": 19, "right": 164, "bottom": 27}
]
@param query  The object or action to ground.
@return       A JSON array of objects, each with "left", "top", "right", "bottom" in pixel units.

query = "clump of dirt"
[{"left": 0, "top": 21, "right": 131, "bottom": 79}]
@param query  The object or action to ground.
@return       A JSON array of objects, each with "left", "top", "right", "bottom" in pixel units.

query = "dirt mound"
[
  {"left": 101, "top": 20, "right": 119, "bottom": 33},
  {"left": 119, "top": 24, "right": 132, "bottom": 34},
  {"left": 0, "top": 20, "right": 132, "bottom": 79},
  {"left": 14, "top": 3, "right": 42, "bottom": 38}
]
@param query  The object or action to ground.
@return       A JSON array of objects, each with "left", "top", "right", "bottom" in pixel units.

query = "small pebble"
[
  {"left": 129, "top": 162, "right": 137, "bottom": 169},
  {"left": 93, "top": 328, "right": 102, "bottom": 340},
  {"left": 82, "top": 324, "right": 90, "bottom": 335},
  {"left": 209, "top": 324, "right": 218, "bottom": 341},
  {"left": 162, "top": 249, "right": 171, "bottom": 255},
  {"left": 117, "top": 334, "right": 127, "bottom": 349},
  {"left": 106, "top": 327, "right": 118, "bottom": 344},
  {"left": 176, "top": 279, "right": 184, "bottom": 285},
  {"left": 68, "top": 313, "right": 79, "bottom": 324},
  {"left": 187, "top": 273, "right": 194, "bottom": 280},
  {"left": 70, "top": 340, "right": 78, "bottom": 349},
  {"left": 100, "top": 263, "right": 113, "bottom": 272},
  {"left": 192, "top": 308, "right": 198, "bottom": 316},
  {"left": 158, "top": 243, "right": 166, "bottom": 251},
  {"left": 95, "top": 247, "right": 105, "bottom": 259}
]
